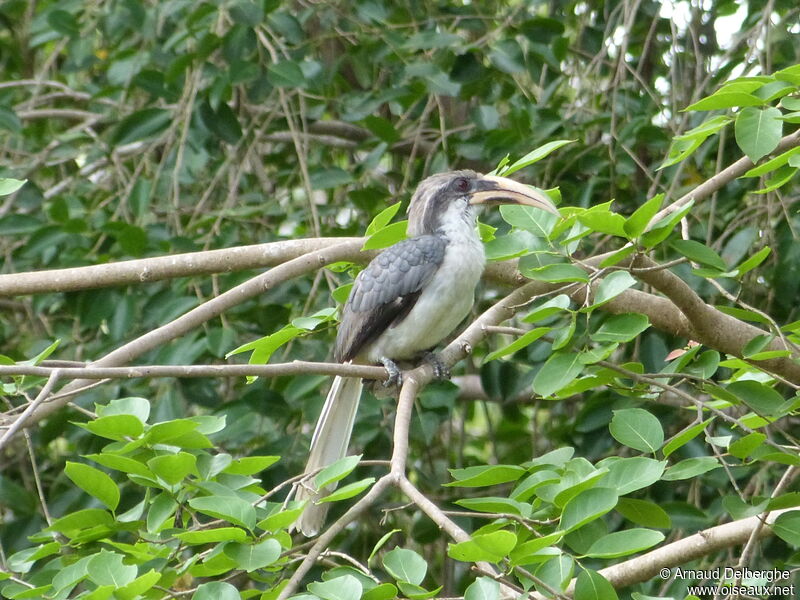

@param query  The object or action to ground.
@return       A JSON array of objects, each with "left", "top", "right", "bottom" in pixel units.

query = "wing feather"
[{"left": 334, "top": 235, "right": 446, "bottom": 362}]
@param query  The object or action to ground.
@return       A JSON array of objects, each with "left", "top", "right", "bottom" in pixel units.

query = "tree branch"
[
  {"left": 631, "top": 254, "right": 800, "bottom": 383},
  {"left": 0, "top": 362, "right": 387, "bottom": 381},
  {"left": 0, "top": 240, "right": 366, "bottom": 434},
  {"left": 0, "top": 238, "right": 363, "bottom": 297},
  {"left": 530, "top": 508, "right": 795, "bottom": 599},
  {"left": 648, "top": 127, "right": 800, "bottom": 227}
]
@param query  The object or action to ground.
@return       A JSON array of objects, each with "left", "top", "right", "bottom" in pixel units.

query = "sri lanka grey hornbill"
[{"left": 295, "top": 170, "right": 559, "bottom": 535}]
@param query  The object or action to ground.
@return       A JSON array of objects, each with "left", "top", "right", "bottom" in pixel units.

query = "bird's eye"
[{"left": 453, "top": 177, "right": 470, "bottom": 193}]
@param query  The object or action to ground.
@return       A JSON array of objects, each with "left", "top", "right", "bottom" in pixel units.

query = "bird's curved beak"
[{"left": 469, "top": 175, "right": 559, "bottom": 215}]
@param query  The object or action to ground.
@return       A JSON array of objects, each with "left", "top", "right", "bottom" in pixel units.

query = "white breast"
[{"left": 364, "top": 212, "right": 485, "bottom": 362}]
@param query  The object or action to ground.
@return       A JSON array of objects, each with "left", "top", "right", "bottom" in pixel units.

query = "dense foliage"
[{"left": 1, "top": 1, "right": 800, "bottom": 599}]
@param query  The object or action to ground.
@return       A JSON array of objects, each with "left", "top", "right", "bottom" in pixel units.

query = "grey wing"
[{"left": 334, "top": 235, "right": 446, "bottom": 362}]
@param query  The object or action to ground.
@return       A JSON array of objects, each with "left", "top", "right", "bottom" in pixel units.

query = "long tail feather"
[{"left": 294, "top": 375, "right": 362, "bottom": 536}]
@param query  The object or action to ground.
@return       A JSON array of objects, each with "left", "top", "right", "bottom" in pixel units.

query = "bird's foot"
[
  {"left": 379, "top": 357, "right": 402, "bottom": 388},
  {"left": 423, "top": 351, "right": 450, "bottom": 380}
]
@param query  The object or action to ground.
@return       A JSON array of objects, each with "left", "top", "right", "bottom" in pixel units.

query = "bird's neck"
[{"left": 429, "top": 203, "right": 479, "bottom": 245}]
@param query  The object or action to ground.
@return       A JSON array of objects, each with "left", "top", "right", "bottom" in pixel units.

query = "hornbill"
[{"left": 295, "top": 170, "right": 559, "bottom": 535}]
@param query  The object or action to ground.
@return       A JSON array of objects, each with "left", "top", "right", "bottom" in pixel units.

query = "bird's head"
[{"left": 407, "top": 170, "right": 559, "bottom": 236}]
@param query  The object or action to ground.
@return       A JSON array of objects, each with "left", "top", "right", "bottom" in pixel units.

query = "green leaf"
[
  {"left": 7, "top": 542, "right": 61, "bottom": 572},
  {"left": 727, "top": 380, "right": 786, "bottom": 417},
  {"left": 533, "top": 352, "right": 584, "bottom": 397},
  {"left": 753, "top": 164, "right": 798, "bottom": 194},
  {"left": 310, "top": 167, "right": 354, "bottom": 190},
  {"left": 676, "top": 115, "right": 733, "bottom": 141},
  {"left": 662, "top": 457, "right": 720, "bottom": 481},
  {"left": 319, "top": 477, "right": 375, "bottom": 502},
  {"left": 226, "top": 326, "right": 301, "bottom": 363},
  {"left": 599, "top": 246, "right": 637, "bottom": 268},
  {"left": 365, "top": 202, "right": 402, "bottom": 235},
  {"left": 662, "top": 418, "right": 714, "bottom": 457},
  {"left": 223, "top": 539, "right": 281, "bottom": 572},
  {"left": 609, "top": 408, "right": 664, "bottom": 453},
  {"left": 362, "top": 220, "right": 408, "bottom": 250},
  {"left": 147, "top": 493, "right": 178, "bottom": 533},
  {"left": 685, "top": 91, "right": 763, "bottom": 111},
  {"left": 735, "top": 107, "right": 783, "bottom": 162},
  {"left": 574, "top": 569, "right": 619, "bottom": 600},
  {"left": 363, "top": 115, "right": 401, "bottom": 143},
  {"left": 561, "top": 488, "right": 618, "bottom": 532},
  {"left": 146, "top": 419, "right": 200, "bottom": 443},
  {"left": 528, "top": 263, "right": 589, "bottom": 283},
  {"left": 735, "top": 247, "right": 771, "bottom": 276},
  {"left": 84, "top": 453, "right": 154, "bottom": 479},
  {"left": 309, "top": 575, "right": 363, "bottom": 600},
  {"left": 624, "top": 194, "right": 664, "bottom": 237},
  {"left": 464, "top": 577, "right": 500, "bottom": 600},
  {"left": 81, "top": 414, "right": 144, "bottom": 441},
  {"left": 65, "top": 462, "right": 120, "bottom": 512},
  {"left": 192, "top": 582, "right": 240, "bottom": 600},
  {"left": 523, "top": 294, "right": 572, "bottom": 323},
  {"left": 448, "top": 530, "right": 517, "bottom": 563},
  {"left": 502, "top": 140, "right": 576, "bottom": 176},
  {"left": 406, "top": 30, "right": 463, "bottom": 49},
  {"left": 86, "top": 550, "right": 137, "bottom": 587},
  {"left": 512, "top": 470, "right": 561, "bottom": 501},
  {"left": 188, "top": 495, "right": 256, "bottom": 530},
  {"left": 455, "top": 497, "right": 531, "bottom": 517},
  {"left": 485, "top": 229, "right": 534, "bottom": 261},
  {"left": 0, "top": 214, "right": 43, "bottom": 235},
  {"left": 577, "top": 208, "right": 627, "bottom": 238},
  {"left": 257, "top": 505, "right": 305, "bottom": 531},
  {"left": 115, "top": 570, "right": 161, "bottom": 600},
  {"left": 110, "top": 108, "right": 171, "bottom": 146},
  {"left": 147, "top": 452, "right": 198, "bottom": 485},
  {"left": 591, "top": 313, "right": 650, "bottom": 343},
  {"left": 742, "top": 333, "right": 772, "bottom": 357},
  {"left": 47, "top": 9, "right": 80, "bottom": 37},
  {"left": 368, "top": 530, "right": 402, "bottom": 565},
  {"left": 267, "top": 60, "right": 306, "bottom": 87},
  {"left": 222, "top": 455, "right": 280, "bottom": 475},
  {"left": 383, "top": 548, "right": 427, "bottom": 585},
  {"left": 585, "top": 528, "right": 664, "bottom": 558},
  {"left": 176, "top": 527, "right": 249, "bottom": 545},
  {"left": 500, "top": 202, "right": 557, "bottom": 238},
  {"left": 772, "top": 511, "right": 800, "bottom": 547},
  {"left": 714, "top": 305, "right": 770, "bottom": 324},
  {"left": 729, "top": 432, "right": 767, "bottom": 459},
  {"left": 602, "top": 457, "right": 666, "bottom": 495},
  {"left": 590, "top": 271, "right": 637, "bottom": 308},
  {"left": 660, "top": 117, "right": 732, "bottom": 169},
  {"left": 362, "top": 583, "right": 399, "bottom": 600},
  {"left": 639, "top": 201, "right": 694, "bottom": 248},
  {"left": 484, "top": 327, "right": 551, "bottom": 362},
  {"left": 508, "top": 533, "right": 564, "bottom": 565},
  {"left": 0, "top": 107, "right": 21, "bottom": 134},
  {"left": 615, "top": 498, "right": 671, "bottom": 528},
  {"left": 199, "top": 101, "right": 242, "bottom": 144},
  {"left": 97, "top": 397, "right": 150, "bottom": 422},
  {"left": 46, "top": 508, "right": 113, "bottom": 534},
  {"left": 671, "top": 239, "right": 727, "bottom": 271},
  {"left": 0, "top": 178, "right": 26, "bottom": 196},
  {"left": 742, "top": 146, "right": 800, "bottom": 177},
  {"left": 292, "top": 307, "right": 337, "bottom": 331},
  {"left": 446, "top": 464, "right": 525, "bottom": 487},
  {"left": 316, "top": 454, "right": 362, "bottom": 489}
]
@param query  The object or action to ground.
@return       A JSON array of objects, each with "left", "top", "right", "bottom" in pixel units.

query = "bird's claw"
[
  {"left": 423, "top": 352, "right": 450, "bottom": 380},
  {"left": 380, "top": 357, "right": 402, "bottom": 388}
]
